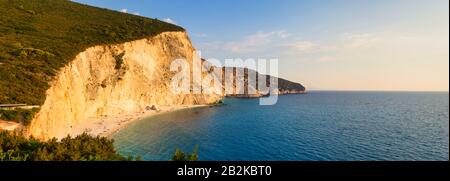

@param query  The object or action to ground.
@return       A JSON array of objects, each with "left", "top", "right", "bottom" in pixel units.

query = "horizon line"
[{"left": 306, "top": 89, "right": 449, "bottom": 93}]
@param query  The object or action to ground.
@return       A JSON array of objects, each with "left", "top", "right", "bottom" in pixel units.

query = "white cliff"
[{"left": 29, "top": 31, "right": 222, "bottom": 140}]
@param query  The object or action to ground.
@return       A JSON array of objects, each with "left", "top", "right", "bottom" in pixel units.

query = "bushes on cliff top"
[
  {"left": 0, "top": 131, "right": 135, "bottom": 161},
  {"left": 0, "top": 0, "right": 184, "bottom": 105}
]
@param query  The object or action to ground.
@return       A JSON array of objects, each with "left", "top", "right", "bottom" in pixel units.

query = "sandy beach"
[
  {"left": 68, "top": 105, "right": 207, "bottom": 138},
  {"left": 0, "top": 120, "right": 21, "bottom": 131}
]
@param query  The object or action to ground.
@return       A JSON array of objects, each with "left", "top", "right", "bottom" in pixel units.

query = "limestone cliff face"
[
  {"left": 219, "top": 67, "right": 306, "bottom": 97},
  {"left": 29, "top": 31, "right": 222, "bottom": 140}
]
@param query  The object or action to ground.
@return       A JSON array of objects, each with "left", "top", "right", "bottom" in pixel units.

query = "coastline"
[{"left": 68, "top": 105, "right": 208, "bottom": 138}]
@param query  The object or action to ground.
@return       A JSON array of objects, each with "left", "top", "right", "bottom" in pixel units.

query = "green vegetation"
[
  {"left": 0, "top": 0, "right": 184, "bottom": 106},
  {"left": 0, "top": 131, "right": 137, "bottom": 161},
  {"left": 0, "top": 108, "right": 39, "bottom": 125},
  {"left": 114, "top": 52, "right": 125, "bottom": 70},
  {"left": 172, "top": 144, "right": 199, "bottom": 161}
]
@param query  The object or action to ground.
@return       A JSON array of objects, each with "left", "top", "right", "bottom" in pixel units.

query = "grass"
[{"left": 0, "top": 0, "right": 184, "bottom": 106}]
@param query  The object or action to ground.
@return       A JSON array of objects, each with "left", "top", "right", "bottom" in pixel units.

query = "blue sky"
[{"left": 74, "top": 0, "right": 449, "bottom": 91}]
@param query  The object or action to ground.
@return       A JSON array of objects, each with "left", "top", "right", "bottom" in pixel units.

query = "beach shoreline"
[
  {"left": 0, "top": 120, "right": 21, "bottom": 131},
  {"left": 68, "top": 105, "right": 208, "bottom": 138}
]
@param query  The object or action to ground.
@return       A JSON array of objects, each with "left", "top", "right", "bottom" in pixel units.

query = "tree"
[
  {"left": 171, "top": 144, "right": 199, "bottom": 161},
  {"left": 172, "top": 149, "right": 186, "bottom": 161},
  {"left": 187, "top": 144, "right": 199, "bottom": 161}
]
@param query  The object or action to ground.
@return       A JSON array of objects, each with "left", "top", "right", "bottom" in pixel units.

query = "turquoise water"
[{"left": 113, "top": 91, "right": 449, "bottom": 161}]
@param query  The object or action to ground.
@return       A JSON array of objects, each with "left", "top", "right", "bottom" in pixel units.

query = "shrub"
[
  {"left": 171, "top": 144, "right": 199, "bottom": 161},
  {"left": 0, "top": 131, "right": 134, "bottom": 161},
  {"left": 114, "top": 52, "right": 125, "bottom": 70},
  {"left": 0, "top": 108, "right": 39, "bottom": 126}
]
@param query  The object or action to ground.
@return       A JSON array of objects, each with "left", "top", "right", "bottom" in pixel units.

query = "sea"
[{"left": 113, "top": 91, "right": 449, "bottom": 161}]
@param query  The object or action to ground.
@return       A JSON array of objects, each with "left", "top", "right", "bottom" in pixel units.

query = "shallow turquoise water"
[{"left": 113, "top": 91, "right": 449, "bottom": 160}]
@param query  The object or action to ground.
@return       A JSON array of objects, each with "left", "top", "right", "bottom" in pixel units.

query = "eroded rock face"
[
  {"left": 220, "top": 67, "right": 306, "bottom": 97},
  {"left": 28, "top": 31, "right": 306, "bottom": 140},
  {"left": 29, "top": 31, "right": 222, "bottom": 140}
]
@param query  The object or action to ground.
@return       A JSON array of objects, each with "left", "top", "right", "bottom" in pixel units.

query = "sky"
[{"left": 74, "top": 0, "right": 449, "bottom": 91}]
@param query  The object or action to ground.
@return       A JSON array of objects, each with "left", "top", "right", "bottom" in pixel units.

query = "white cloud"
[
  {"left": 276, "top": 30, "right": 292, "bottom": 38},
  {"left": 342, "top": 33, "right": 380, "bottom": 48},
  {"left": 162, "top": 18, "right": 177, "bottom": 25},
  {"left": 222, "top": 30, "right": 291, "bottom": 53},
  {"left": 224, "top": 32, "right": 271, "bottom": 53},
  {"left": 279, "top": 33, "right": 385, "bottom": 61},
  {"left": 284, "top": 32, "right": 447, "bottom": 64},
  {"left": 283, "top": 41, "right": 316, "bottom": 52},
  {"left": 119, "top": 9, "right": 139, "bottom": 16}
]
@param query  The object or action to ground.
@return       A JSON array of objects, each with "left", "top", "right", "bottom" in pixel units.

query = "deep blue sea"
[{"left": 113, "top": 91, "right": 449, "bottom": 161}]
